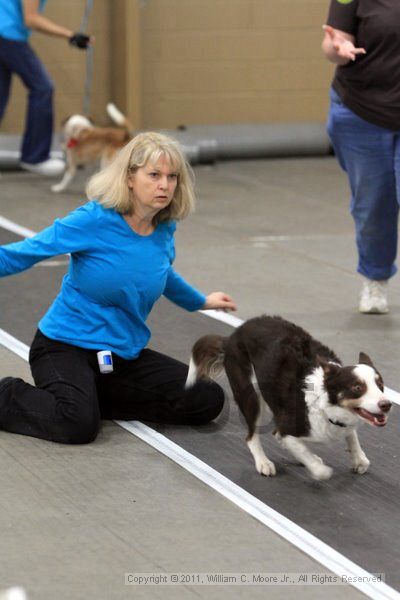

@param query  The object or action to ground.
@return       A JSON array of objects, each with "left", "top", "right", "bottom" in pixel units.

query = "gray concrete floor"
[{"left": 1, "top": 156, "right": 399, "bottom": 600}]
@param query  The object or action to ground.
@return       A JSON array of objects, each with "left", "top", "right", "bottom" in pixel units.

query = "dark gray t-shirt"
[{"left": 327, "top": 0, "right": 400, "bottom": 130}]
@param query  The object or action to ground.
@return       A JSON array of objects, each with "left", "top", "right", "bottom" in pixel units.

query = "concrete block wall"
[{"left": 141, "top": 0, "right": 335, "bottom": 129}]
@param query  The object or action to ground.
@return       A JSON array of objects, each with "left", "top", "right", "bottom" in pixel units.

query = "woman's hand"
[
  {"left": 322, "top": 25, "right": 366, "bottom": 64},
  {"left": 203, "top": 292, "right": 237, "bottom": 312},
  {"left": 69, "top": 33, "right": 95, "bottom": 49}
]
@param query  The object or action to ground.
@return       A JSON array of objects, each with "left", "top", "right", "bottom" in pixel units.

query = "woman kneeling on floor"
[{"left": 0, "top": 132, "right": 236, "bottom": 443}]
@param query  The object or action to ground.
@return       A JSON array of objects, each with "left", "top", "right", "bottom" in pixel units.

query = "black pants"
[{"left": 0, "top": 331, "right": 224, "bottom": 444}]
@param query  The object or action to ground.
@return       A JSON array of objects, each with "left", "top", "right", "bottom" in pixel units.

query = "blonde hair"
[{"left": 86, "top": 131, "right": 195, "bottom": 225}]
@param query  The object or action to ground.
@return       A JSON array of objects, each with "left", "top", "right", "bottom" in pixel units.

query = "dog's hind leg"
[{"left": 225, "top": 359, "right": 276, "bottom": 476}]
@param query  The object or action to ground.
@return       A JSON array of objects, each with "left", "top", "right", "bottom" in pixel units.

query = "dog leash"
[
  {"left": 79, "top": 0, "right": 94, "bottom": 32},
  {"left": 79, "top": 0, "right": 94, "bottom": 116},
  {"left": 83, "top": 46, "right": 94, "bottom": 116}
]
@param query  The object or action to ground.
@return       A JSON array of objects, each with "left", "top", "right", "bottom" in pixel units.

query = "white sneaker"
[
  {"left": 20, "top": 158, "right": 65, "bottom": 177},
  {"left": 359, "top": 278, "right": 389, "bottom": 314}
]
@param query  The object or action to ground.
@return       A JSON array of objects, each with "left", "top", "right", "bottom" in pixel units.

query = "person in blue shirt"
[
  {"left": 0, "top": 0, "right": 91, "bottom": 177},
  {"left": 0, "top": 131, "right": 237, "bottom": 444}
]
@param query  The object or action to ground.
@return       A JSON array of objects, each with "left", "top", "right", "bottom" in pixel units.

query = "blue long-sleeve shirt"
[
  {"left": 0, "top": 0, "right": 47, "bottom": 42},
  {"left": 0, "top": 201, "right": 206, "bottom": 359}
]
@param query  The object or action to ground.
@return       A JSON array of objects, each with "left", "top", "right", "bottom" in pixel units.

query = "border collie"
[
  {"left": 51, "top": 103, "right": 132, "bottom": 193},
  {"left": 186, "top": 316, "right": 391, "bottom": 481}
]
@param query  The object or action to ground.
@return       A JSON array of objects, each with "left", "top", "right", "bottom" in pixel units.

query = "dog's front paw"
[
  {"left": 352, "top": 454, "right": 370, "bottom": 475},
  {"left": 51, "top": 183, "right": 64, "bottom": 193},
  {"left": 256, "top": 458, "right": 276, "bottom": 477},
  {"left": 310, "top": 463, "right": 333, "bottom": 481}
]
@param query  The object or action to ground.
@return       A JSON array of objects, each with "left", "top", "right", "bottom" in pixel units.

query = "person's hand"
[
  {"left": 203, "top": 292, "right": 237, "bottom": 312},
  {"left": 69, "top": 33, "right": 93, "bottom": 49},
  {"left": 323, "top": 25, "right": 366, "bottom": 62}
]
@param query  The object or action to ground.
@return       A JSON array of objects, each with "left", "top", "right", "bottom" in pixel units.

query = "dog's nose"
[{"left": 378, "top": 400, "right": 392, "bottom": 413}]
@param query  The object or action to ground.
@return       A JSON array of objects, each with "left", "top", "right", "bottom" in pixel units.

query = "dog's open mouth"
[{"left": 353, "top": 407, "right": 388, "bottom": 427}]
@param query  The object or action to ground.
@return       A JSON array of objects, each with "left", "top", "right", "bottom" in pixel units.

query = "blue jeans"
[
  {"left": 0, "top": 35, "right": 54, "bottom": 164},
  {"left": 327, "top": 87, "right": 400, "bottom": 281}
]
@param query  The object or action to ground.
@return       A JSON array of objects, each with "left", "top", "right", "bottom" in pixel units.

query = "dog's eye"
[{"left": 352, "top": 385, "right": 362, "bottom": 393}]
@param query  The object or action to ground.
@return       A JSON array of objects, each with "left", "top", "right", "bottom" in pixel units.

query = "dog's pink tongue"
[{"left": 358, "top": 408, "right": 387, "bottom": 427}]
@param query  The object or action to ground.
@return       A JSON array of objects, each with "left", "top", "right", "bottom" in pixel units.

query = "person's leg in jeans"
[
  {"left": 0, "top": 331, "right": 100, "bottom": 444},
  {"left": 0, "top": 41, "right": 12, "bottom": 122},
  {"left": 327, "top": 88, "right": 399, "bottom": 281},
  {"left": 394, "top": 134, "right": 400, "bottom": 237},
  {"left": 97, "top": 348, "right": 224, "bottom": 425},
  {"left": 0, "top": 37, "right": 54, "bottom": 164}
]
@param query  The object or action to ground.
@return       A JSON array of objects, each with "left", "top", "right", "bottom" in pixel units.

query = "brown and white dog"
[
  {"left": 186, "top": 315, "right": 392, "bottom": 481},
  {"left": 51, "top": 103, "right": 132, "bottom": 193}
]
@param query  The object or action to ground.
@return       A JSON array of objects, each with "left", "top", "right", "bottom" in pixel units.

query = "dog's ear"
[
  {"left": 358, "top": 352, "right": 374, "bottom": 368},
  {"left": 61, "top": 115, "right": 72, "bottom": 126},
  {"left": 316, "top": 355, "right": 341, "bottom": 376}
]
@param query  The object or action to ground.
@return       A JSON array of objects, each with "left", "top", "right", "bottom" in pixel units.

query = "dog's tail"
[
  {"left": 185, "top": 335, "right": 227, "bottom": 389},
  {"left": 106, "top": 103, "right": 133, "bottom": 132}
]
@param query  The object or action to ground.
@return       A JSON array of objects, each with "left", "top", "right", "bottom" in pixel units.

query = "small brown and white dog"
[
  {"left": 186, "top": 315, "right": 392, "bottom": 481},
  {"left": 51, "top": 103, "right": 132, "bottom": 193}
]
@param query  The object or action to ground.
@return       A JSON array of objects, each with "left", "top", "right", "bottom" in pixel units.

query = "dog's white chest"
[
  {"left": 303, "top": 377, "right": 355, "bottom": 442},
  {"left": 305, "top": 399, "right": 349, "bottom": 442}
]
